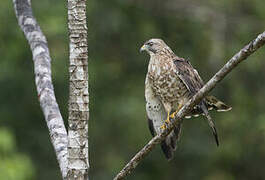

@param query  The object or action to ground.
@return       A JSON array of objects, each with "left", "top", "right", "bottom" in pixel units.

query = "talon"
[
  {"left": 170, "top": 112, "right": 176, "bottom": 119},
  {"left": 169, "top": 103, "right": 183, "bottom": 119},
  {"left": 160, "top": 124, "right": 167, "bottom": 130}
]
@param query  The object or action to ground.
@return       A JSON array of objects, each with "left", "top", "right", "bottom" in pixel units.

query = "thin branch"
[
  {"left": 67, "top": 0, "right": 89, "bottom": 179},
  {"left": 114, "top": 31, "right": 265, "bottom": 180},
  {"left": 12, "top": 0, "right": 68, "bottom": 178}
]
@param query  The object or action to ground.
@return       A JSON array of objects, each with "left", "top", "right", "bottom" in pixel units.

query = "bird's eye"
[{"left": 147, "top": 42, "right": 154, "bottom": 46}]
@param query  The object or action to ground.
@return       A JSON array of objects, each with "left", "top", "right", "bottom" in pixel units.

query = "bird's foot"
[
  {"left": 160, "top": 124, "right": 167, "bottom": 130},
  {"left": 170, "top": 112, "right": 176, "bottom": 119},
  {"left": 160, "top": 115, "right": 171, "bottom": 130},
  {"left": 169, "top": 104, "right": 183, "bottom": 119},
  {"left": 165, "top": 116, "right": 171, "bottom": 124}
]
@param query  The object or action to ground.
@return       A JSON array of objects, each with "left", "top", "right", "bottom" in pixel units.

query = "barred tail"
[{"left": 205, "top": 95, "right": 232, "bottom": 112}]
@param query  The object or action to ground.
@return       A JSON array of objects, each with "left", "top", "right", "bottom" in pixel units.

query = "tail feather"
[
  {"left": 205, "top": 95, "right": 232, "bottom": 112},
  {"left": 184, "top": 96, "right": 231, "bottom": 119},
  {"left": 205, "top": 113, "right": 219, "bottom": 146},
  {"left": 161, "top": 124, "right": 182, "bottom": 160},
  {"left": 201, "top": 102, "right": 219, "bottom": 146}
]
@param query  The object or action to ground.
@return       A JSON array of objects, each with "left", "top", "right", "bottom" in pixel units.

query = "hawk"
[{"left": 140, "top": 38, "right": 231, "bottom": 160}]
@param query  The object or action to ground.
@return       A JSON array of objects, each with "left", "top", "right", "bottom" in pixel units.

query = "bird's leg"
[
  {"left": 170, "top": 103, "right": 183, "bottom": 119},
  {"left": 160, "top": 103, "right": 172, "bottom": 130},
  {"left": 160, "top": 111, "right": 170, "bottom": 130},
  {"left": 161, "top": 103, "right": 184, "bottom": 130},
  {"left": 165, "top": 111, "right": 171, "bottom": 124}
]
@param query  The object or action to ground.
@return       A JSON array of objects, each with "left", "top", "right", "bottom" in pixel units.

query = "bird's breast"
[{"left": 148, "top": 62, "right": 188, "bottom": 104}]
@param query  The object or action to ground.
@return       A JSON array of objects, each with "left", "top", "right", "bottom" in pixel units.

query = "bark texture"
[
  {"left": 67, "top": 0, "right": 89, "bottom": 179},
  {"left": 13, "top": 0, "right": 68, "bottom": 178},
  {"left": 114, "top": 31, "right": 265, "bottom": 180}
]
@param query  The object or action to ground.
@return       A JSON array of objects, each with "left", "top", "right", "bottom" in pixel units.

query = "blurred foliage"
[
  {"left": 0, "top": 128, "right": 35, "bottom": 180},
  {"left": 0, "top": 0, "right": 265, "bottom": 179}
]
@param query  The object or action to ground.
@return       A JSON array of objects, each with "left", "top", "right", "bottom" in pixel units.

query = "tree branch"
[
  {"left": 67, "top": 0, "right": 89, "bottom": 179},
  {"left": 12, "top": 0, "right": 68, "bottom": 179},
  {"left": 114, "top": 31, "right": 265, "bottom": 180}
]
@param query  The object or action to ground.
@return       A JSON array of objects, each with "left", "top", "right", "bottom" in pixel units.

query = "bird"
[{"left": 140, "top": 38, "right": 232, "bottom": 160}]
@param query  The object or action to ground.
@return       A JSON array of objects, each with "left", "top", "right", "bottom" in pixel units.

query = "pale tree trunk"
[
  {"left": 12, "top": 0, "right": 68, "bottom": 178},
  {"left": 67, "top": 0, "right": 89, "bottom": 179},
  {"left": 13, "top": 0, "right": 90, "bottom": 179}
]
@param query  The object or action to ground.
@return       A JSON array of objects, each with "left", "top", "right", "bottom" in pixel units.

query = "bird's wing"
[
  {"left": 173, "top": 57, "right": 219, "bottom": 146},
  {"left": 173, "top": 57, "right": 232, "bottom": 112},
  {"left": 145, "top": 76, "right": 181, "bottom": 160},
  {"left": 173, "top": 57, "right": 204, "bottom": 95}
]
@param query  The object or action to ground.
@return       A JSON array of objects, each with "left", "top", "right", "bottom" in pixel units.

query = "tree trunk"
[
  {"left": 67, "top": 0, "right": 89, "bottom": 179},
  {"left": 12, "top": 0, "right": 68, "bottom": 178}
]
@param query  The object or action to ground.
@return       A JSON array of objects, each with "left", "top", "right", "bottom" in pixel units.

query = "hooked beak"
[{"left": 140, "top": 44, "right": 147, "bottom": 52}]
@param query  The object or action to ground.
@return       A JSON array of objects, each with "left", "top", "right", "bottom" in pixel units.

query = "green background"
[{"left": 1, "top": 0, "right": 265, "bottom": 179}]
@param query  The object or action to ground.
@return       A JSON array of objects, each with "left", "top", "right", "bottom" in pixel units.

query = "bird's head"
[{"left": 140, "top": 38, "right": 168, "bottom": 55}]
